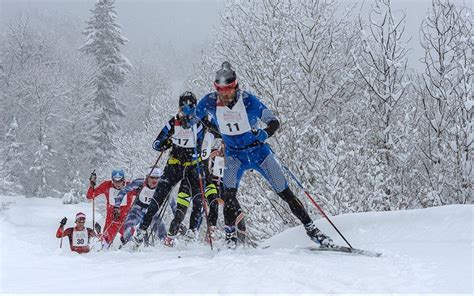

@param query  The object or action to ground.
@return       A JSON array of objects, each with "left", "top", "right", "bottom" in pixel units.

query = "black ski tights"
[
  {"left": 222, "top": 188, "right": 243, "bottom": 227},
  {"left": 277, "top": 187, "right": 312, "bottom": 225}
]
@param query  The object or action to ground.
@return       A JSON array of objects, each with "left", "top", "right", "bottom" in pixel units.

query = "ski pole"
[
  {"left": 282, "top": 164, "right": 354, "bottom": 249},
  {"left": 92, "top": 170, "right": 96, "bottom": 228},
  {"left": 191, "top": 124, "right": 213, "bottom": 250}
]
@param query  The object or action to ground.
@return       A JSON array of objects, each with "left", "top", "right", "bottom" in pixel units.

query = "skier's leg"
[
  {"left": 206, "top": 183, "right": 219, "bottom": 227},
  {"left": 255, "top": 147, "right": 334, "bottom": 247},
  {"left": 167, "top": 180, "right": 191, "bottom": 237},
  {"left": 121, "top": 205, "right": 143, "bottom": 244},
  {"left": 221, "top": 155, "right": 247, "bottom": 247}
]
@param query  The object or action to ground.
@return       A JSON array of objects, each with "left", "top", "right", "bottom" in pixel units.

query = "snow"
[{"left": 0, "top": 195, "right": 472, "bottom": 294}]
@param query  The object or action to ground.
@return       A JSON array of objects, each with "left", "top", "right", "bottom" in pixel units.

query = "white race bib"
[
  {"left": 216, "top": 93, "right": 251, "bottom": 136},
  {"left": 109, "top": 187, "right": 127, "bottom": 206},
  {"left": 139, "top": 186, "right": 155, "bottom": 205},
  {"left": 201, "top": 133, "right": 215, "bottom": 160},
  {"left": 172, "top": 124, "right": 197, "bottom": 148},
  {"left": 72, "top": 229, "right": 88, "bottom": 247},
  {"left": 212, "top": 156, "right": 225, "bottom": 178}
]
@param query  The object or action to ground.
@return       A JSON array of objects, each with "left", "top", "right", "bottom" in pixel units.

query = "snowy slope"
[{"left": 0, "top": 195, "right": 472, "bottom": 294}]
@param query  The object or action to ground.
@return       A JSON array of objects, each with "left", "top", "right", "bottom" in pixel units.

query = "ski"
[{"left": 308, "top": 245, "right": 382, "bottom": 257}]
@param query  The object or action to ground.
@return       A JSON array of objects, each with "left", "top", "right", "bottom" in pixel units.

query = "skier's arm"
[
  {"left": 202, "top": 117, "right": 221, "bottom": 138},
  {"left": 56, "top": 227, "right": 72, "bottom": 238},
  {"left": 152, "top": 118, "right": 175, "bottom": 151},
  {"left": 86, "top": 181, "right": 109, "bottom": 200},
  {"left": 115, "top": 179, "right": 143, "bottom": 208},
  {"left": 184, "top": 96, "right": 212, "bottom": 128},
  {"left": 252, "top": 95, "right": 280, "bottom": 138}
]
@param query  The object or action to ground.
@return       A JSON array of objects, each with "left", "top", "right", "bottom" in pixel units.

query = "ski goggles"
[
  {"left": 76, "top": 218, "right": 86, "bottom": 223},
  {"left": 214, "top": 80, "right": 237, "bottom": 93}
]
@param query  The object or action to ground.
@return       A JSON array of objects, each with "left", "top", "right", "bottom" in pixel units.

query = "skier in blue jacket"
[{"left": 184, "top": 62, "right": 334, "bottom": 248}]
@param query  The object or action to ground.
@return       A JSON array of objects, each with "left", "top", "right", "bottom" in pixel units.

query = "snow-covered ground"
[{"left": 0, "top": 195, "right": 472, "bottom": 294}]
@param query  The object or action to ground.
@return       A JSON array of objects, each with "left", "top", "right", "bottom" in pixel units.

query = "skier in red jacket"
[
  {"left": 86, "top": 168, "right": 135, "bottom": 248},
  {"left": 56, "top": 212, "right": 97, "bottom": 254}
]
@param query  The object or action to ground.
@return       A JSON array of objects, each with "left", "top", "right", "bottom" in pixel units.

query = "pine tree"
[
  {"left": 1, "top": 116, "right": 24, "bottom": 193},
  {"left": 80, "top": 0, "right": 132, "bottom": 162}
]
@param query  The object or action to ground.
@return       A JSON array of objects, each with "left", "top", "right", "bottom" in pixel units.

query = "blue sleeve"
[
  {"left": 115, "top": 179, "right": 144, "bottom": 208},
  {"left": 195, "top": 96, "right": 209, "bottom": 121},
  {"left": 152, "top": 118, "right": 174, "bottom": 151},
  {"left": 247, "top": 93, "right": 277, "bottom": 124}
]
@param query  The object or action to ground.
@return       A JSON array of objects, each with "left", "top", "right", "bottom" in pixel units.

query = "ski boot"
[
  {"left": 178, "top": 223, "right": 188, "bottom": 236},
  {"left": 224, "top": 225, "right": 238, "bottom": 249},
  {"left": 304, "top": 222, "right": 335, "bottom": 248},
  {"left": 163, "top": 235, "right": 176, "bottom": 247}
]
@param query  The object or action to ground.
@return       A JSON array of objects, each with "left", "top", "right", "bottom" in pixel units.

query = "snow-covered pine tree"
[
  {"left": 81, "top": 0, "right": 132, "bottom": 163},
  {"left": 417, "top": 0, "right": 473, "bottom": 205},
  {"left": 1, "top": 116, "right": 24, "bottom": 193}
]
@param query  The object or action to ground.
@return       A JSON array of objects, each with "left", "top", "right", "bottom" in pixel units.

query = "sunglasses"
[
  {"left": 214, "top": 80, "right": 237, "bottom": 93},
  {"left": 76, "top": 219, "right": 85, "bottom": 223}
]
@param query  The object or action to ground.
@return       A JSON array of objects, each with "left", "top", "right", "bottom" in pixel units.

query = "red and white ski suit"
[
  {"left": 56, "top": 226, "right": 96, "bottom": 254},
  {"left": 86, "top": 181, "right": 135, "bottom": 244}
]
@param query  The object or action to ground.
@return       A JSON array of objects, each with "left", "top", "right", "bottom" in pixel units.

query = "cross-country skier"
[
  {"left": 56, "top": 212, "right": 97, "bottom": 254},
  {"left": 86, "top": 168, "right": 135, "bottom": 248},
  {"left": 114, "top": 167, "right": 177, "bottom": 247},
  {"left": 132, "top": 91, "right": 207, "bottom": 247},
  {"left": 184, "top": 61, "right": 335, "bottom": 248}
]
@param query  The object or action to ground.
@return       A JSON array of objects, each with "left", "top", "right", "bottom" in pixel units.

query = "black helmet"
[
  {"left": 214, "top": 61, "right": 237, "bottom": 86},
  {"left": 179, "top": 91, "right": 197, "bottom": 107}
]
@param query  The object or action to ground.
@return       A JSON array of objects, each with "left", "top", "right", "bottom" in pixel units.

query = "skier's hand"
[
  {"left": 113, "top": 207, "right": 121, "bottom": 221},
  {"left": 182, "top": 104, "right": 195, "bottom": 116},
  {"left": 89, "top": 170, "right": 97, "bottom": 187},
  {"left": 60, "top": 217, "right": 67, "bottom": 227},
  {"left": 252, "top": 129, "right": 268, "bottom": 143},
  {"left": 94, "top": 222, "right": 102, "bottom": 234},
  {"left": 158, "top": 139, "right": 172, "bottom": 152}
]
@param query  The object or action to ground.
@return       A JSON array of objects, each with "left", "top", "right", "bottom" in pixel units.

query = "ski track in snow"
[{"left": 0, "top": 195, "right": 472, "bottom": 293}]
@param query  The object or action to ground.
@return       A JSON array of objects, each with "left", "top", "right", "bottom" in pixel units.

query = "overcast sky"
[{"left": 0, "top": 0, "right": 468, "bottom": 92}]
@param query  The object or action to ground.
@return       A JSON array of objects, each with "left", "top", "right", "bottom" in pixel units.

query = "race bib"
[
  {"left": 212, "top": 156, "right": 225, "bottom": 178},
  {"left": 172, "top": 124, "right": 196, "bottom": 148},
  {"left": 109, "top": 187, "right": 127, "bottom": 206},
  {"left": 72, "top": 229, "right": 88, "bottom": 247},
  {"left": 201, "top": 133, "right": 215, "bottom": 160},
  {"left": 139, "top": 186, "right": 155, "bottom": 205},
  {"left": 216, "top": 93, "right": 251, "bottom": 136}
]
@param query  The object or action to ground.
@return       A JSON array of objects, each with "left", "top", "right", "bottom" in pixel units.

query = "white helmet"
[{"left": 148, "top": 167, "right": 163, "bottom": 178}]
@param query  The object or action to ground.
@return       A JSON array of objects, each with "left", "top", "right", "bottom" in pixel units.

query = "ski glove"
[
  {"left": 252, "top": 129, "right": 268, "bottom": 142},
  {"left": 89, "top": 170, "right": 97, "bottom": 187},
  {"left": 94, "top": 222, "right": 102, "bottom": 234},
  {"left": 182, "top": 104, "right": 195, "bottom": 116},
  {"left": 113, "top": 207, "right": 120, "bottom": 221},
  {"left": 60, "top": 217, "right": 67, "bottom": 227},
  {"left": 153, "top": 138, "right": 172, "bottom": 152}
]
